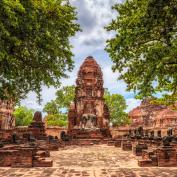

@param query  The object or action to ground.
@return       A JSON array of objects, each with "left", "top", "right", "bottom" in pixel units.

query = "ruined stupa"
[{"left": 68, "top": 56, "right": 111, "bottom": 138}]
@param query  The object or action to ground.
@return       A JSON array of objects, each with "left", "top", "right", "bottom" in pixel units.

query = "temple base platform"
[
  {"left": 67, "top": 128, "right": 111, "bottom": 140},
  {"left": 66, "top": 128, "right": 112, "bottom": 146}
]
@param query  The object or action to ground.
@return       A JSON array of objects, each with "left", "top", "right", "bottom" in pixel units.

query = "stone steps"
[
  {"left": 68, "top": 138, "right": 112, "bottom": 146},
  {"left": 33, "top": 157, "right": 53, "bottom": 167}
]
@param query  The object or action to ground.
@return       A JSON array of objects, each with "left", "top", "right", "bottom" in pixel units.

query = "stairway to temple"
[
  {"left": 69, "top": 129, "right": 106, "bottom": 139},
  {"left": 66, "top": 128, "right": 112, "bottom": 146}
]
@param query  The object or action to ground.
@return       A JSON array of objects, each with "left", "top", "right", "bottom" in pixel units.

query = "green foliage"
[
  {"left": 55, "top": 85, "right": 75, "bottom": 110},
  {"left": 104, "top": 90, "right": 131, "bottom": 126},
  {"left": 43, "top": 100, "right": 59, "bottom": 115},
  {"left": 151, "top": 94, "right": 177, "bottom": 109},
  {"left": 43, "top": 85, "right": 75, "bottom": 114},
  {"left": 0, "top": 0, "right": 80, "bottom": 101},
  {"left": 13, "top": 106, "right": 34, "bottom": 126},
  {"left": 43, "top": 85, "right": 75, "bottom": 126},
  {"left": 46, "top": 113, "right": 67, "bottom": 127},
  {"left": 106, "top": 0, "right": 177, "bottom": 102}
]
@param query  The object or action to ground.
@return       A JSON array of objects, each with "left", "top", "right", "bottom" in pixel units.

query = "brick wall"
[{"left": 0, "top": 100, "right": 15, "bottom": 130}]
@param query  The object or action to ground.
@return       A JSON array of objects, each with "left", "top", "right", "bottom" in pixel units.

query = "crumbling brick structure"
[
  {"left": 68, "top": 56, "right": 110, "bottom": 138},
  {"left": 28, "top": 111, "right": 46, "bottom": 139},
  {"left": 0, "top": 100, "right": 15, "bottom": 130},
  {"left": 128, "top": 99, "right": 177, "bottom": 136}
]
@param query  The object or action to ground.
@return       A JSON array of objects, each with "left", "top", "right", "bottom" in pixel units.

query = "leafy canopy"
[
  {"left": 43, "top": 85, "right": 75, "bottom": 113},
  {"left": 43, "top": 100, "right": 59, "bottom": 115},
  {"left": 104, "top": 90, "right": 130, "bottom": 126},
  {"left": 106, "top": 0, "right": 177, "bottom": 102},
  {"left": 55, "top": 85, "right": 75, "bottom": 110},
  {"left": 46, "top": 113, "right": 67, "bottom": 127},
  {"left": 43, "top": 85, "right": 75, "bottom": 127},
  {"left": 0, "top": 0, "right": 80, "bottom": 101},
  {"left": 13, "top": 106, "right": 34, "bottom": 126}
]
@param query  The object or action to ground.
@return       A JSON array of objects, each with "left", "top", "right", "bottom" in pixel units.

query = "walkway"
[{"left": 0, "top": 145, "right": 177, "bottom": 177}]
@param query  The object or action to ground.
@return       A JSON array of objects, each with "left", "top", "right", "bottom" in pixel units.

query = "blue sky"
[{"left": 21, "top": 0, "right": 141, "bottom": 113}]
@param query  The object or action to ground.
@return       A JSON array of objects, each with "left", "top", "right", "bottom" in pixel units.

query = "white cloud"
[
  {"left": 102, "top": 66, "right": 119, "bottom": 89},
  {"left": 20, "top": 86, "right": 57, "bottom": 112},
  {"left": 20, "top": 99, "right": 42, "bottom": 111},
  {"left": 126, "top": 98, "right": 141, "bottom": 112},
  {"left": 70, "top": 0, "right": 118, "bottom": 56}
]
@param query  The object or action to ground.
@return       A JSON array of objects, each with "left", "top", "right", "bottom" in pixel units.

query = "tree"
[
  {"left": 106, "top": 0, "right": 177, "bottom": 102},
  {"left": 0, "top": 0, "right": 80, "bottom": 101},
  {"left": 43, "top": 85, "right": 75, "bottom": 113},
  {"left": 104, "top": 90, "right": 130, "bottom": 126},
  {"left": 43, "top": 85, "right": 75, "bottom": 126},
  {"left": 46, "top": 113, "right": 68, "bottom": 127},
  {"left": 55, "top": 85, "right": 75, "bottom": 111},
  {"left": 43, "top": 100, "right": 59, "bottom": 115},
  {"left": 13, "top": 106, "right": 34, "bottom": 126},
  {"left": 151, "top": 94, "right": 177, "bottom": 109}
]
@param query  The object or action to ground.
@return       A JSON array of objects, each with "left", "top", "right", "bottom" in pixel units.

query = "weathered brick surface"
[
  {"left": 107, "top": 140, "right": 115, "bottom": 146},
  {"left": 132, "top": 143, "right": 148, "bottom": 156},
  {"left": 28, "top": 111, "right": 46, "bottom": 138},
  {"left": 0, "top": 142, "right": 54, "bottom": 167},
  {"left": 1, "top": 145, "right": 177, "bottom": 176},
  {"left": 68, "top": 57, "right": 111, "bottom": 139},
  {"left": 138, "top": 159, "right": 153, "bottom": 167},
  {"left": 0, "top": 149, "right": 33, "bottom": 167},
  {"left": 114, "top": 139, "right": 122, "bottom": 147},
  {"left": 121, "top": 141, "right": 132, "bottom": 151},
  {"left": 138, "top": 145, "right": 177, "bottom": 167},
  {"left": 0, "top": 100, "right": 15, "bottom": 130},
  {"left": 157, "top": 147, "right": 177, "bottom": 167},
  {"left": 128, "top": 99, "right": 177, "bottom": 134}
]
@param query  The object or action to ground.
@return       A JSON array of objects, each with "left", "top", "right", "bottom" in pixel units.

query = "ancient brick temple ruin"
[
  {"left": 121, "top": 99, "right": 177, "bottom": 167},
  {"left": 128, "top": 99, "right": 177, "bottom": 136},
  {"left": 28, "top": 111, "right": 46, "bottom": 138},
  {"left": 0, "top": 110, "right": 63, "bottom": 168},
  {"left": 1, "top": 57, "right": 177, "bottom": 169},
  {"left": 0, "top": 100, "right": 15, "bottom": 130},
  {"left": 67, "top": 56, "right": 111, "bottom": 139}
]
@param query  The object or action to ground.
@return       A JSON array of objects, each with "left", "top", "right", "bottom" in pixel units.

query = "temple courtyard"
[{"left": 0, "top": 145, "right": 177, "bottom": 177}]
